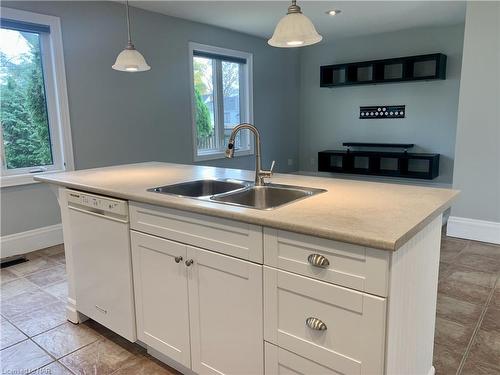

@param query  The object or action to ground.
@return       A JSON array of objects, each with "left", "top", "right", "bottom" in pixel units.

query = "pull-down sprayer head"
[{"left": 225, "top": 140, "right": 235, "bottom": 158}]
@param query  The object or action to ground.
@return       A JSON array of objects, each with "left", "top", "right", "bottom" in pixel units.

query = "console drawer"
[
  {"left": 264, "top": 228, "right": 389, "bottom": 296},
  {"left": 264, "top": 267, "right": 386, "bottom": 375},
  {"left": 130, "top": 202, "right": 263, "bottom": 263}
]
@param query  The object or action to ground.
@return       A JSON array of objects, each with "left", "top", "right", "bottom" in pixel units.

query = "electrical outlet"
[
  {"left": 310, "top": 157, "right": 316, "bottom": 166},
  {"left": 288, "top": 158, "right": 294, "bottom": 166}
]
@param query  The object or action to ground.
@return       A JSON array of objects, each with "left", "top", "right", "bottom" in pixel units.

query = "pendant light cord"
[{"left": 126, "top": 0, "right": 133, "bottom": 47}]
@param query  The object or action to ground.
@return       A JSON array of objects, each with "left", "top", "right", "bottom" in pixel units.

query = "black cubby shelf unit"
[
  {"left": 320, "top": 53, "right": 447, "bottom": 87},
  {"left": 318, "top": 150, "right": 440, "bottom": 180}
]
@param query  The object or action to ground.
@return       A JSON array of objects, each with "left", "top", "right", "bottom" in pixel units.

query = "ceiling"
[{"left": 130, "top": 1, "right": 466, "bottom": 41}]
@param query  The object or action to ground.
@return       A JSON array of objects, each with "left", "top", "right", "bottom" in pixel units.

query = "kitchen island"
[{"left": 36, "top": 162, "right": 458, "bottom": 375}]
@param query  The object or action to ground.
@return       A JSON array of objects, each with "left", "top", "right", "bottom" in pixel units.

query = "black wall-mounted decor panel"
[
  {"left": 360, "top": 105, "right": 405, "bottom": 119},
  {"left": 320, "top": 53, "right": 447, "bottom": 87}
]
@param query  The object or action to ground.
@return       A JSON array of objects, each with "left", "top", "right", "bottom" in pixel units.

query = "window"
[
  {"left": 189, "top": 43, "right": 253, "bottom": 161},
  {"left": 0, "top": 8, "right": 73, "bottom": 187}
]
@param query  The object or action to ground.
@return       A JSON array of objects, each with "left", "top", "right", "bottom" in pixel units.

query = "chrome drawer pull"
[
  {"left": 95, "top": 305, "right": 107, "bottom": 314},
  {"left": 174, "top": 256, "right": 183, "bottom": 263},
  {"left": 306, "top": 317, "right": 327, "bottom": 331},
  {"left": 307, "top": 253, "right": 330, "bottom": 268}
]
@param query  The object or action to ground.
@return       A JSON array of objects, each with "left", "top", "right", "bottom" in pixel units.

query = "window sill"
[
  {"left": 0, "top": 169, "right": 65, "bottom": 188},
  {"left": 194, "top": 148, "right": 254, "bottom": 162}
]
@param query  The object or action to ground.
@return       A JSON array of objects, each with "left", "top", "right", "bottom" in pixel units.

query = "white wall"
[
  {"left": 298, "top": 25, "right": 465, "bottom": 186},
  {"left": 448, "top": 2, "right": 500, "bottom": 244}
]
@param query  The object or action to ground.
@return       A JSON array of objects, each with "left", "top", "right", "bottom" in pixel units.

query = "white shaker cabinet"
[
  {"left": 130, "top": 231, "right": 191, "bottom": 367},
  {"left": 187, "top": 246, "right": 264, "bottom": 375},
  {"left": 131, "top": 230, "right": 264, "bottom": 375}
]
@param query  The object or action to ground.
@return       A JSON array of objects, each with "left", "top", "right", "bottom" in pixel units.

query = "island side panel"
[
  {"left": 56, "top": 186, "right": 84, "bottom": 323},
  {"left": 385, "top": 215, "right": 442, "bottom": 375}
]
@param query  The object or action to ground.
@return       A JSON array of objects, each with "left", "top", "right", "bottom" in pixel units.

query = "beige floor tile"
[
  {"left": 27, "top": 265, "right": 67, "bottom": 288},
  {"left": 433, "top": 344, "right": 463, "bottom": 375},
  {"left": 463, "top": 242, "right": 500, "bottom": 262},
  {"left": 467, "top": 330, "right": 500, "bottom": 368},
  {"left": 39, "top": 244, "right": 65, "bottom": 257},
  {"left": 0, "top": 340, "right": 53, "bottom": 374},
  {"left": 44, "top": 281, "right": 68, "bottom": 301},
  {"left": 49, "top": 252, "right": 66, "bottom": 265},
  {"left": 29, "top": 361, "right": 74, "bottom": 375},
  {"left": 480, "top": 306, "right": 500, "bottom": 335},
  {"left": 461, "top": 359, "right": 500, "bottom": 375},
  {"left": 434, "top": 317, "right": 474, "bottom": 355},
  {"left": 490, "top": 285, "right": 500, "bottom": 309},
  {"left": 60, "top": 338, "right": 138, "bottom": 375},
  {"left": 32, "top": 322, "right": 101, "bottom": 359},
  {"left": 438, "top": 278, "right": 492, "bottom": 306},
  {"left": 440, "top": 237, "right": 468, "bottom": 264},
  {"left": 1, "top": 289, "right": 60, "bottom": 320},
  {"left": 436, "top": 295, "right": 483, "bottom": 326},
  {"left": 0, "top": 317, "right": 28, "bottom": 350},
  {"left": 454, "top": 253, "right": 500, "bottom": 274},
  {"left": 8, "top": 257, "right": 58, "bottom": 277},
  {"left": 1, "top": 269, "right": 19, "bottom": 285},
  {"left": 112, "top": 355, "right": 181, "bottom": 375},
  {"left": 9, "top": 300, "right": 68, "bottom": 337},
  {"left": 446, "top": 266, "right": 497, "bottom": 289},
  {"left": 0, "top": 277, "right": 40, "bottom": 301}
]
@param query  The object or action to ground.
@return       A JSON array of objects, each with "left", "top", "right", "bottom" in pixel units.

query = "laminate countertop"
[{"left": 35, "top": 162, "right": 458, "bottom": 251}]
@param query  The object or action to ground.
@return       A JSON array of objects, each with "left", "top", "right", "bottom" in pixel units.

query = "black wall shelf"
[
  {"left": 318, "top": 149, "right": 440, "bottom": 180},
  {"left": 320, "top": 53, "right": 447, "bottom": 87}
]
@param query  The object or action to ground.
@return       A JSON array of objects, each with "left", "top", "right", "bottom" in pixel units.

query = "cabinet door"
[
  {"left": 130, "top": 231, "right": 191, "bottom": 368},
  {"left": 187, "top": 246, "right": 264, "bottom": 375}
]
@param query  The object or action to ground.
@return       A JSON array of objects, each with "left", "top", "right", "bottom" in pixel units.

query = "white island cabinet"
[{"left": 37, "top": 162, "right": 456, "bottom": 375}]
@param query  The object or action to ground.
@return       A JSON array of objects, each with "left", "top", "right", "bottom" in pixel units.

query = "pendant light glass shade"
[
  {"left": 112, "top": 1, "right": 150, "bottom": 72},
  {"left": 112, "top": 43, "right": 150, "bottom": 72},
  {"left": 268, "top": 0, "right": 322, "bottom": 48}
]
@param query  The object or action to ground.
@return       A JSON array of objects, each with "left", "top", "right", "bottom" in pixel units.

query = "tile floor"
[
  {"left": 0, "top": 234, "right": 499, "bottom": 374},
  {"left": 0, "top": 244, "right": 179, "bottom": 375}
]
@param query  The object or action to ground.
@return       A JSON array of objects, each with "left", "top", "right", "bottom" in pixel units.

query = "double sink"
[{"left": 148, "top": 179, "right": 326, "bottom": 210}]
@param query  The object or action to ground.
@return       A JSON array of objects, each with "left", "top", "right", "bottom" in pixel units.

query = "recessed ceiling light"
[{"left": 326, "top": 9, "right": 341, "bottom": 16}]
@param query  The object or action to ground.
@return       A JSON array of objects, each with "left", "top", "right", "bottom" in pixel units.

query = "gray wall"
[
  {"left": 298, "top": 24, "right": 464, "bottom": 185},
  {"left": 451, "top": 2, "right": 500, "bottom": 223},
  {"left": 1, "top": 1, "right": 300, "bottom": 236}
]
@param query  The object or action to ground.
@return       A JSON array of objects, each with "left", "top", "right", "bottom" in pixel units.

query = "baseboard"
[
  {"left": 0, "top": 224, "right": 63, "bottom": 259},
  {"left": 447, "top": 216, "right": 500, "bottom": 244}
]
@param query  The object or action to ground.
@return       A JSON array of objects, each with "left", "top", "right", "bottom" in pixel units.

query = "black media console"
[{"left": 318, "top": 143, "right": 440, "bottom": 180}]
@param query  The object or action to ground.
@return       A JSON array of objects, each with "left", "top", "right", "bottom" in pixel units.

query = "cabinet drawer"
[
  {"left": 264, "top": 267, "right": 386, "bottom": 375},
  {"left": 265, "top": 342, "right": 340, "bottom": 375},
  {"left": 264, "top": 228, "right": 389, "bottom": 296},
  {"left": 130, "top": 202, "right": 263, "bottom": 263}
]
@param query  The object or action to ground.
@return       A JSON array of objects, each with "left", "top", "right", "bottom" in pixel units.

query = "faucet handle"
[{"left": 269, "top": 160, "right": 276, "bottom": 173}]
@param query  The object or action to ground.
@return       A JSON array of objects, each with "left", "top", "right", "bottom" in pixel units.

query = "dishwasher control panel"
[{"left": 66, "top": 189, "right": 128, "bottom": 216}]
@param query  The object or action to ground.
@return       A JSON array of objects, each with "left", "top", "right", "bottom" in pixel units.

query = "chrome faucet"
[{"left": 225, "top": 123, "right": 275, "bottom": 186}]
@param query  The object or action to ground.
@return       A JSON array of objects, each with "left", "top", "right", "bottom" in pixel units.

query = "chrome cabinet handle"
[
  {"left": 95, "top": 305, "right": 107, "bottom": 314},
  {"left": 185, "top": 259, "right": 194, "bottom": 267},
  {"left": 174, "top": 256, "right": 183, "bottom": 263},
  {"left": 305, "top": 317, "right": 327, "bottom": 331},
  {"left": 307, "top": 253, "right": 330, "bottom": 268}
]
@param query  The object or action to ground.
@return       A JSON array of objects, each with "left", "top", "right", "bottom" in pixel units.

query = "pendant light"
[
  {"left": 268, "top": 0, "right": 322, "bottom": 48},
  {"left": 112, "top": 0, "right": 150, "bottom": 72}
]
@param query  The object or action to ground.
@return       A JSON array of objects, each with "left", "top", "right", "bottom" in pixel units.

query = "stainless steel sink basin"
[
  {"left": 148, "top": 179, "right": 250, "bottom": 198},
  {"left": 210, "top": 184, "right": 326, "bottom": 210}
]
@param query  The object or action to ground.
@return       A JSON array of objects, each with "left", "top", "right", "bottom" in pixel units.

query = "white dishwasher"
[{"left": 66, "top": 189, "right": 136, "bottom": 341}]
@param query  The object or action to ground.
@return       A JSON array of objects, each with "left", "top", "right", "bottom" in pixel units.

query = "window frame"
[
  {"left": 0, "top": 7, "right": 74, "bottom": 188},
  {"left": 188, "top": 42, "right": 254, "bottom": 161}
]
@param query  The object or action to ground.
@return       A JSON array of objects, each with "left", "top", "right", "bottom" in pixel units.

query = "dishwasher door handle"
[{"left": 68, "top": 205, "right": 129, "bottom": 224}]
